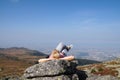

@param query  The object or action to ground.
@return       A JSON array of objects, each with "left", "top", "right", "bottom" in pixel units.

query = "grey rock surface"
[
  {"left": 22, "top": 60, "right": 87, "bottom": 80},
  {"left": 23, "top": 60, "right": 77, "bottom": 78},
  {"left": 22, "top": 60, "right": 119, "bottom": 80}
]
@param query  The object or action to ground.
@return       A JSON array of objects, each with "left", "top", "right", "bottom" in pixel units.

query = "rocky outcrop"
[
  {"left": 22, "top": 60, "right": 88, "bottom": 80},
  {"left": 22, "top": 60, "right": 119, "bottom": 80}
]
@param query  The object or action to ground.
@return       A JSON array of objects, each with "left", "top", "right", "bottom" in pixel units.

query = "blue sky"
[{"left": 0, "top": 0, "right": 120, "bottom": 50}]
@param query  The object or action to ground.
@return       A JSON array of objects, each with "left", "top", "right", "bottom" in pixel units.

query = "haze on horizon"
[{"left": 0, "top": 0, "right": 120, "bottom": 50}]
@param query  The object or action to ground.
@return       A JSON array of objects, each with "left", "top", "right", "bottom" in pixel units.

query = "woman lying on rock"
[{"left": 38, "top": 42, "right": 75, "bottom": 62}]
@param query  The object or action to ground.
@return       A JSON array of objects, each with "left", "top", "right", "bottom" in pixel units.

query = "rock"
[
  {"left": 23, "top": 60, "right": 77, "bottom": 78},
  {"left": 22, "top": 60, "right": 88, "bottom": 80},
  {"left": 86, "top": 74, "right": 119, "bottom": 80},
  {"left": 22, "top": 59, "right": 119, "bottom": 80}
]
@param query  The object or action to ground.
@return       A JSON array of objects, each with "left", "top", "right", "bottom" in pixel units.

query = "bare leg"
[{"left": 55, "top": 42, "right": 65, "bottom": 52}]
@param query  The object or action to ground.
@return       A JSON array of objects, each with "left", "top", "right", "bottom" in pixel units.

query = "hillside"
[
  {"left": 0, "top": 47, "right": 48, "bottom": 63},
  {"left": 0, "top": 47, "right": 48, "bottom": 78},
  {"left": 0, "top": 57, "right": 32, "bottom": 77},
  {"left": 77, "top": 58, "right": 120, "bottom": 79},
  {"left": 0, "top": 47, "right": 47, "bottom": 56}
]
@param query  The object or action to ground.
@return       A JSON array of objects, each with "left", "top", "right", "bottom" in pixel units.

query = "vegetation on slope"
[
  {"left": 77, "top": 58, "right": 120, "bottom": 78},
  {"left": 0, "top": 47, "right": 47, "bottom": 78}
]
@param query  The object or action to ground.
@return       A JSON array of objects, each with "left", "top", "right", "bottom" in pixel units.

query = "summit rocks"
[{"left": 22, "top": 60, "right": 87, "bottom": 80}]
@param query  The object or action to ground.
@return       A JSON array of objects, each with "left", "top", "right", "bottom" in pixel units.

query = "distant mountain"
[
  {"left": 0, "top": 47, "right": 47, "bottom": 56},
  {"left": 0, "top": 47, "right": 48, "bottom": 63},
  {"left": 76, "top": 58, "right": 101, "bottom": 65}
]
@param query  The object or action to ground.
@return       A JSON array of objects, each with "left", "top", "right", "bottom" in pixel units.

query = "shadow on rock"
[{"left": 76, "top": 70, "right": 88, "bottom": 80}]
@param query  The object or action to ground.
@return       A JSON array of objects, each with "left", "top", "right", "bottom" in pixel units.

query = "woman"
[{"left": 38, "top": 42, "right": 75, "bottom": 63}]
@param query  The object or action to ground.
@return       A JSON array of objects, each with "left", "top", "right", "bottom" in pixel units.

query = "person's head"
[{"left": 51, "top": 49, "right": 60, "bottom": 59}]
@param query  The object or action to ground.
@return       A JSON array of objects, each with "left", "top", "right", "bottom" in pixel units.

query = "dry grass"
[
  {"left": 0, "top": 58, "right": 33, "bottom": 77},
  {"left": 77, "top": 63, "right": 119, "bottom": 77},
  {"left": 0, "top": 48, "right": 47, "bottom": 78},
  {"left": 91, "top": 64, "right": 118, "bottom": 77}
]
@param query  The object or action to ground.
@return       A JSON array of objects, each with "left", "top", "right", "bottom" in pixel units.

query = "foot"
[{"left": 66, "top": 44, "right": 73, "bottom": 51}]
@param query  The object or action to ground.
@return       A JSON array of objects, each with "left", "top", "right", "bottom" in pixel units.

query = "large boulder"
[
  {"left": 22, "top": 60, "right": 119, "bottom": 80},
  {"left": 22, "top": 60, "right": 87, "bottom": 80}
]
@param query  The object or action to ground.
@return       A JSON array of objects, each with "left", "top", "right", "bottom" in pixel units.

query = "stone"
[
  {"left": 22, "top": 60, "right": 88, "bottom": 80},
  {"left": 23, "top": 60, "right": 77, "bottom": 78},
  {"left": 22, "top": 59, "right": 119, "bottom": 80}
]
